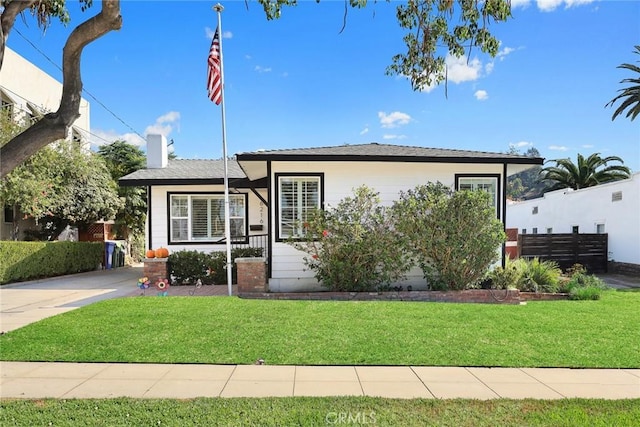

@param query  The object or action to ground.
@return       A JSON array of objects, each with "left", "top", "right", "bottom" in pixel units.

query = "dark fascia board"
[
  {"left": 236, "top": 153, "right": 544, "bottom": 165},
  {"left": 118, "top": 177, "right": 268, "bottom": 188}
]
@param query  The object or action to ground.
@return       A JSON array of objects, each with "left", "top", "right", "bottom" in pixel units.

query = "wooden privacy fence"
[{"left": 517, "top": 233, "right": 608, "bottom": 273}]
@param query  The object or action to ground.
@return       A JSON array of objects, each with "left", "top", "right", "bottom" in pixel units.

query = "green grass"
[
  {"left": 1, "top": 398, "right": 639, "bottom": 426},
  {"left": 1, "top": 292, "right": 639, "bottom": 367}
]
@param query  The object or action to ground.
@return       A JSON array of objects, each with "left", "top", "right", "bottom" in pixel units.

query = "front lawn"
[
  {"left": 1, "top": 292, "right": 638, "bottom": 367},
  {"left": 2, "top": 397, "right": 640, "bottom": 427}
]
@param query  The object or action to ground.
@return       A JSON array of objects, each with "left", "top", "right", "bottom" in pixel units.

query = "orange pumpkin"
[
  {"left": 146, "top": 249, "right": 156, "bottom": 259},
  {"left": 155, "top": 247, "right": 169, "bottom": 258}
]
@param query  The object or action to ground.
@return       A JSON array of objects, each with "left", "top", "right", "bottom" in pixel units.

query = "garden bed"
[{"left": 239, "top": 289, "right": 524, "bottom": 304}]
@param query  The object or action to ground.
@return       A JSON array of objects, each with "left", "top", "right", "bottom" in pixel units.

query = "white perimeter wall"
[
  {"left": 149, "top": 185, "right": 267, "bottom": 253},
  {"left": 269, "top": 161, "right": 506, "bottom": 292},
  {"left": 1, "top": 47, "right": 90, "bottom": 140},
  {"left": 506, "top": 173, "right": 640, "bottom": 265}
]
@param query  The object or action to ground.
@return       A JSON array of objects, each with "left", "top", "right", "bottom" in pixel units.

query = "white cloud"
[
  {"left": 281, "top": 72, "right": 289, "bottom": 78},
  {"left": 582, "top": 144, "right": 594, "bottom": 148},
  {"left": 497, "top": 47, "right": 516, "bottom": 60},
  {"left": 89, "top": 129, "right": 145, "bottom": 148},
  {"left": 378, "top": 111, "right": 411, "bottom": 128},
  {"left": 255, "top": 65, "right": 272, "bottom": 73},
  {"left": 510, "top": 0, "right": 532, "bottom": 8},
  {"left": 549, "top": 145, "right": 569, "bottom": 151},
  {"left": 205, "top": 27, "right": 232, "bottom": 39},
  {"left": 420, "top": 54, "right": 483, "bottom": 92},
  {"left": 245, "top": 54, "right": 252, "bottom": 60},
  {"left": 508, "top": 0, "right": 596, "bottom": 11},
  {"left": 485, "top": 62, "right": 495, "bottom": 75},
  {"left": 89, "top": 111, "right": 180, "bottom": 150},
  {"left": 359, "top": 127, "right": 369, "bottom": 135},
  {"left": 474, "top": 90, "right": 489, "bottom": 101},
  {"left": 145, "top": 111, "right": 181, "bottom": 138},
  {"left": 383, "top": 134, "right": 407, "bottom": 140},
  {"left": 446, "top": 54, "right": 482, "bottom": 84},
  {"left": 510, "top": 141, "right": 534, "bottom": 149}
]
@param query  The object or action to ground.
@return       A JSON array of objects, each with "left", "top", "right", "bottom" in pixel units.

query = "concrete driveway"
[{"left": 0, "top": 266, "right": 142, "bottom": 333}]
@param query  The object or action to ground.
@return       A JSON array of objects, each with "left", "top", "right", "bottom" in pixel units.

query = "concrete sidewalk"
[{"left": 1, "top": 362, "right": 638, "bottom": 400}]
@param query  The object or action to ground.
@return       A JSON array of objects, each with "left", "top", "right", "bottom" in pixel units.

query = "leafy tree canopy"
[
  {"left": 97, "top": 140, "right": 147, "bottom": 237},
  {"left": 606, "top": 45, "right": 640, "bottom": 122},
  {"left": 540, "top": 153, "right": 631, "bottom": 191},
  {"left": 0, "top": 0, "right": 511, "bottom": 177},
  {"left": 258, "top": 0, "right": 512, "bottom": 91}
]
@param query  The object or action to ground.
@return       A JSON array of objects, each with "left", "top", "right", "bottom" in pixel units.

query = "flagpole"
[{"left": 213, "top": 3, "right": 233, "bottom": 296}]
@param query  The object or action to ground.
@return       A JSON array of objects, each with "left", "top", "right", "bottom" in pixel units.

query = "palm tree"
[
  {"left": 540, "top": 153, "right": 631, "bottom": 191},
  {"left": 606, "top": 45, "right": 640, "bottom": 121}
]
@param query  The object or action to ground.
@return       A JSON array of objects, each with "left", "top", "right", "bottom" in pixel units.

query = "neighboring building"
[
  {"left": 121, "top": 135, "right": 543, "bottom": 292},
  {"left": 507, "top": 172, "right": 640, "bottom": 268},
  {"left": 0, "top": 47, "right": 91, "bottom": 240}
]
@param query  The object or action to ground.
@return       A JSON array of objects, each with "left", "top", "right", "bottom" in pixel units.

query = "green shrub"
[
  {"left": 168, "top": 247, "right": 264, "bottom": 286},
  {"left": 393, "top": 182, "right": 506, "bottom": 290},
  {"left": 562, "top": 272, "right": 609, "bottom": 293},
  {"left": 208, "top": 247, "right": 264, "bottom": 285},
  {"left": 167, "top": 250, "right": 214, "bottom": 285},
  {"left": 570, "top": 285, "right": 602, "bottom": 300},
  {"left": 0, "top": 241, "right": 103, "bottom": 284},
  {"left": 515, "top": 257, "right": 562, "bottom": 293},
  {"left": 288, "top": 186, "right": 412, "bottom": 292},
  {"left": 486, "top": 258, "right": 521, "bottom": 289}
]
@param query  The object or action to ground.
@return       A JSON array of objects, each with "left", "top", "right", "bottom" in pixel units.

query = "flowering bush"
[
  {"left": 393, "top": 182, "right": 506, "bottom": 290},
  {"left": 288, "top": 186, "right": 412, "bottom": 292}
]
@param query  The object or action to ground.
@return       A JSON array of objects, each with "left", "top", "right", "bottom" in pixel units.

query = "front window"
[
  {"left": 456, "top": 175, "right": 499, "bottom": 217},
  {"left": 278, "top": 175, "right": 322, "bottom": 239},
  {"left": 169, "top": 193, "right": 246, "bottom": 243}
]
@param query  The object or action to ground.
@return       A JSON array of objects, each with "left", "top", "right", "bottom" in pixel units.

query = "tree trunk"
[
  {"left": 0, "top": 0, "right": 122, "bottom": 179},
  {"left": 0, "top": 0, "right": 36, "bottom": 70}
]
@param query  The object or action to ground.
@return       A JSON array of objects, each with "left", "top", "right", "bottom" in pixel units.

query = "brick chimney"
[{"left": 147, "top": 134, "right": 168, "bottom": 169}]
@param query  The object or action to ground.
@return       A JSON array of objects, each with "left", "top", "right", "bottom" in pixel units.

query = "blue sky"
[{"left": 7, "top": 0, "right": 640, "bottom": 171}]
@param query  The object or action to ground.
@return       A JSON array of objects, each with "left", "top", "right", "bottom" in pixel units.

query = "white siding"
[
  {"left": 149, "top": 185, "right": 267, "bottom": 254},
  {"left": 506, "top": 172, "right": 640, "bottom": 265},
  {"left": 269, "top": 161, "right": 506, "bottom": 291}
]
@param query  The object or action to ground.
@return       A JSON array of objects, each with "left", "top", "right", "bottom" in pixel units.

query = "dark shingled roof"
[
  {"left": 119, "top": 143, "right": 543, "bottom": 186},
  {"left": 236, "top": 143, "right": 543, "bottom": 164},
  {"left": 119, "top": 159, "right": 247, "bottom": 186}
]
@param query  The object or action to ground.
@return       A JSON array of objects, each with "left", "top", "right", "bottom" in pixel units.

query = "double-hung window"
[
  {"left": 169, "top": 193, "right": 246, "bottom": 243},
  {"left": 455, "top": 175, "right": 500, "bottom": 218},
  {"left": 277, "top": 175, "right": 322, "bottom": 239}
]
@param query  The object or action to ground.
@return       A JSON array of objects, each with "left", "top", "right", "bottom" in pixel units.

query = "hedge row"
[{"left": 0, "top": 241, "right": 103, "bottom": 285}]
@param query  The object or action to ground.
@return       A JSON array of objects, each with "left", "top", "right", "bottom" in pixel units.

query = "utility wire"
[
  {"left": 1, "top": 84, "right": 118, "bottom": 146},
  {"left": 13, "top": 28, "right": 146, "bottom": 141}
]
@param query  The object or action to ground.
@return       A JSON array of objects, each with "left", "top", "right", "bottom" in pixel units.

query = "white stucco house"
[
  {"left": 120, "top": 135, "right": 543, "bottom": 292},
  {"left": 1, "top": 47, "right": 91, "bottom": 240},
  {"left": 506, "top": 172, "right": 640, "bottom": 270}
]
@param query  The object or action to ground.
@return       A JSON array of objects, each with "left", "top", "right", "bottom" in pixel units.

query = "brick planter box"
[
  {"left": 239, "top": 289, "right": 523, "bottom": 304},
  {"left": 143, "top": 258, "right": 168, "bottom": 283},
  {"left": 236, "top": 257, "right": 268, "bottom": 293},
  {"left": 519, "top": 292, "right": 570, "bottom": 301}
]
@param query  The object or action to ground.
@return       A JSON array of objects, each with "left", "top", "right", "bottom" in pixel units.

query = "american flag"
[{"left": 207, "top": 27, "right": 222, "bottom": 105}]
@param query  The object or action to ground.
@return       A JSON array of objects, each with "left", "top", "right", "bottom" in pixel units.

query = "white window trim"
[
  {"left": 169, "top": 193, "right": 246, "bottom": 243},
  {"left": 455, "top": 175, "right": 500, "bottom": 218},
  {"left": 276, "top": 174, "right": 322, "bottom": 240}
]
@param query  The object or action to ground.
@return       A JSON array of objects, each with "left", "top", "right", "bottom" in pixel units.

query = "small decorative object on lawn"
[
  {"left": 137, "top": 277, "right": 151, "bottom": 295},
  {"left": 155, "top": 278, "right": 170, "bottom": 296}
]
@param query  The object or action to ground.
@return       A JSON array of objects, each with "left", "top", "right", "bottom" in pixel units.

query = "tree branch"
[
  {"left": 0, "top": 0, "right": 37, "bottom": 69},
  {"left": 1, "top": 0, "right": 122, "bottom": 178}
]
